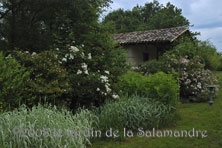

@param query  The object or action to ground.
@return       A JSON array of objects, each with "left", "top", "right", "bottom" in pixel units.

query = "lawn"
[{"left": 90, "top": 72, "right": 222, "bottom": 148}]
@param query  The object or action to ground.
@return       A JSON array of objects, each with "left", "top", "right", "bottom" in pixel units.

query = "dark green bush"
[
  {"left": 117, "top": 71, "right": 179, "bottom": 106},
  {"left": 12, "top": 50, "right": 72, "bottom": 107}
]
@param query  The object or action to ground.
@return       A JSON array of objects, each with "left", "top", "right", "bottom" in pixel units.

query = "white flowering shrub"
[
  {"left": 138, "top": 38, "right": 219, "bottom": 103},
  {"left": 55, "top": 45, "right": 121, "bottom": 108},
  {"left": 11, "top": 43, "right": 126, "bottom": 109}
]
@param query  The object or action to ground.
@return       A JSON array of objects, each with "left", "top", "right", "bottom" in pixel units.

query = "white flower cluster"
[
  {"left": 23, "top": 51, "right": 37, "bottom": 57},
  {"left": 76, "top": 63, "right": 89, "bottom": 75},
  {"left": 97, "top": 72, "right": 119, "bottom": 99},
  {"left": 100, "top": 75, "right": 109, "bottom": 83},
  {"left": 88, "top": 53, "right": 92, "bottom": 60},
  {"left": 98, "top": 74, "right": 110, "bottom": 96},
  {"left": 5, "top": 54, "right": 12, "bottom": 59},
  {"left": 112, "top": 94, "right": 119, "bottom": 99},
  {"left": 70, "top": 46, "right": 79, "bottom": 53},
  {"left": 59, "top": 45, "right": 92, "bottom": 63}
]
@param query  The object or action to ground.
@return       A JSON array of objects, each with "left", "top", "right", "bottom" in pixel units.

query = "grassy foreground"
[{"left": 90, "top": 72, "right": 222, "bottom": 148}]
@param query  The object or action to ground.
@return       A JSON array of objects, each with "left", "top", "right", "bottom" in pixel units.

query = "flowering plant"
[
  {"left": 179, "top": 56, "right": 217, "bottom": 102},
  {"left": 162, "top": 53, "right": 218, "bottom": 102},
  {"left": 55, "top": 44, "right": 120, "bottom": 108},
  {"left": 138, "top": 39, "right": 219, "bottom": 102},
  {"left": 11, "top": 43, "right": 124, "bottom": 108}
]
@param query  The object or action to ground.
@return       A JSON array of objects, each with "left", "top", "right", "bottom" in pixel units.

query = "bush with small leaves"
[
  {"left": 117, "top": 71, "right": 179, "bottom": 106},
  {"left": 0, "top": 52, "right": 30, "bottom": 110},
  {"left": 12, "top": 50, "right": 72, "bottom": 107}
]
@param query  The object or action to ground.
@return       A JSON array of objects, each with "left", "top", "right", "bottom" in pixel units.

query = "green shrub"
[
  {"left": 197, "top": 41, "right": 222, "bottom": 71},
  {"left": 144, "top": 72, "right": 179, "bottom": 106},
  {"left": 12, "top": 50, "right": 72, "bottom": 107},
  {"left": 139, "top": 60, "right": 168, "bottom": 74},
  {"left": 98, "top": 96, "right": 177, "bottom": 132},
  {"left": 0, "top": 52, "right": 30, "bottom": 110},
  {"left": 117, "top": 71, "right": 179, "bottom": 106},
  {"left": 116, "top": 71, "right": 145, "bottom": 96},
  {"left": 0, "top": 104, "right": 98, "bottom": 148}
]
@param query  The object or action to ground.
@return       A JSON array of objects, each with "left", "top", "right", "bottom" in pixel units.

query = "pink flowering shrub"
[
  {"left": 181, "top": 57, "right": 217, "bottom": 102},
  {"left": 162, "top": 53, "right": 218, "bottom": 102},
  {"left": 138, "top": 39, "right": 219, "bottom": 102}
]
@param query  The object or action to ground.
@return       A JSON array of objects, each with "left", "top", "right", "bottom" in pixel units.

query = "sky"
[{"left": 105, "top": 0, "right": 222, "bottom": 52}]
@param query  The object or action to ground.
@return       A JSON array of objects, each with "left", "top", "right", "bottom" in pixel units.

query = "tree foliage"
[
  {"left": 0, "top": 0, "right": 112, "bottom": 52},
  {"left": 103, "top": 0, "right": 189, "bottom": 33},
  {"left": 0, "top": 0, "right": 130, "bottom": 110},
  {"left": 197, "top": 41, "right": 222, "bottom": 70}
]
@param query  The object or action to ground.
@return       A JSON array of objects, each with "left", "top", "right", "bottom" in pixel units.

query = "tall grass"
[
  {"left": 98, "top": 96, "right": 177, "bottom": 132},
  {"left": 0, "top": 96, "right": 179, "bottom": 147},
  {"left": 0, "top": 104, "right": 98, "bottom": 148}
]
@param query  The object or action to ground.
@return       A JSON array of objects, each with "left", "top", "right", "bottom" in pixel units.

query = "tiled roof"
[{"left": 113, "top": 26, "right": 189, "bottom": 44}]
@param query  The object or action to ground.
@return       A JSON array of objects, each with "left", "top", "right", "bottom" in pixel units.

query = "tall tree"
[
  {"left": 103, "top": 0, "right": 189, "bottom": 33},
  {"left": 147, "top": 2, "right": 189, "bottom": 29},
  {"left": 0, "top": 0, "right": 112, "bottom": 52}
]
